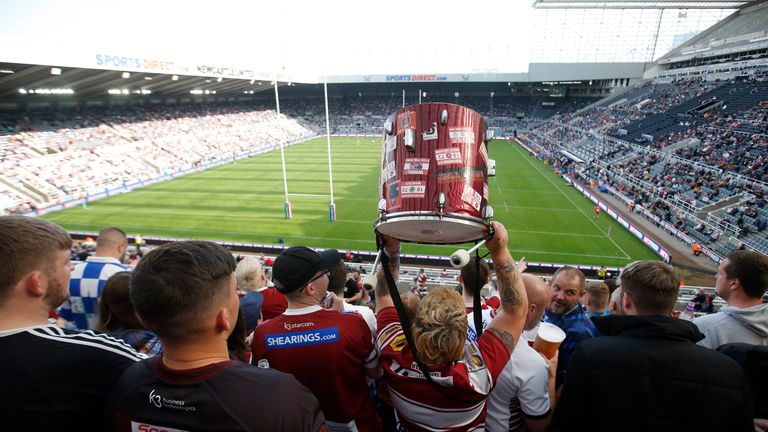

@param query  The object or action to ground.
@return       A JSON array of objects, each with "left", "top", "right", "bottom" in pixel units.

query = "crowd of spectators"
[
  {"left": 526, "top": 73, "right": 768, "bottom": 255},
  {"left": 2, "top": 216, "right": 766, "bottom": 431},
  {"left": 1, "top": 104, "right": 314, "bottom": 213}
]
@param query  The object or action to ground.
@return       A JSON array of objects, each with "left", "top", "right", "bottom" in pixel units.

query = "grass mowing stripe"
[
  {"left": 509, "top": 141, "right": 632, "bottom": 259},
  {"left": 43, "top": 137, "right": 660, "bottom": 266}
]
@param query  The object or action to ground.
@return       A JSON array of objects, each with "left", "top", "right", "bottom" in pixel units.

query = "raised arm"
[
  {"left": 486, "top": 222, "right": 528, "bottom": 353},
  {"left": 374, "top": 235, "right": 400, "bottom": 314}
]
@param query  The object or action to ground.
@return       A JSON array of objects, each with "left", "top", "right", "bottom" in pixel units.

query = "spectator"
[
  {"left": 701, "top": 294, "right": 716, "bottom": 314},
  {"left": 344, "top": 270, "right": 364, "bottom": 305},
  {"left": 234, "top": 257, "right": 266, "bottom": 332},
  {"left": 717, "top": 343, "right": 768, "bottom": 421},
  {"left": 236, "top": 256, "right": 286, "bottom": 321},
  {"left": 462, "top": 257, "right": 495, "bottom": 339},
  {"left": 552, "top": 260, "right": 754, "bottom": 432},
  {"left": 417, "top": 268, "right": 428, "bottom": 294},
  {"left": 0, "top": 216, "right": 144, "bottom": 430},
  {"left": 375, "top": 222, "right": 528, "bottom": 431},
  {"left": 329, "top": 260, "right": 376, "bottom": 337},
  {"left": 486, "top": 274, "right": 557, "bottom": 432},
  {"left": 96, "top": 271, "right": 162, "bottom": 355},
  {"left": 694, "top": 250, "right": 768, "bottom": 348},
  {"left": 583, "top": 283, "right": 610, "bottom": 319},
  {"left": 59, "top": 227, "right": 129, "bottom": 330},
  {"left": 608, "top": 286, "right": 624, "bottom": 316},
  {"left": 542, "top": 266, "right": 598, "bottom": 387},
  {"left": 227, "top": 306, "right": 251, "bottom": 363},
  {"left": 251, "top": 246, "right": 381, "bottom": 432},
  {"left": 691, "top": 287, "right": 708, "bottom": 311},
  {"left": 105, "top": 241, "right": 324, "bottom": 431}
]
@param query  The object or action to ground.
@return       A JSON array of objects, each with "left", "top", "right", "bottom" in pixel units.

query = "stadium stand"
[{"left": 1, "top": 104, "right": 314, "bottom": 212}]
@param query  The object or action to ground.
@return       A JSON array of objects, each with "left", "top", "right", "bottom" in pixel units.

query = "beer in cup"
[{"left": 533, "top": 322, "right": 566, "bottom": 359}]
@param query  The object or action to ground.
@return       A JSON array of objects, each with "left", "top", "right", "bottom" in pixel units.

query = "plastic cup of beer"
[{"left": 533, "top": 323, "right": 566, "bottom": 359}]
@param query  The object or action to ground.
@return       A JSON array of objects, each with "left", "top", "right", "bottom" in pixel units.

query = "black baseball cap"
[{"left": 272, "top": 246, "right": 341, "bottom": 294}]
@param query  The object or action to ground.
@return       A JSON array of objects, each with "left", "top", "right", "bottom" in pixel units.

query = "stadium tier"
[{"left": 0, "top": 72, "right": 766, "bottom": 267}]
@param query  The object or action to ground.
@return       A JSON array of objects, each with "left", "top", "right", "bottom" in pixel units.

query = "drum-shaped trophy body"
[{"left": 375, "top": 103, "right": 492, "bottom": 244}]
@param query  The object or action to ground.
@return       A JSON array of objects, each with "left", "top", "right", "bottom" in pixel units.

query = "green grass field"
[{"left": 43, "top": 137, "right": 660, "bottom": 266}]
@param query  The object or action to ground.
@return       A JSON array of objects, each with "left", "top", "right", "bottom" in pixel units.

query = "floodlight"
[
  {"left": 171, "top": 75, "right": 179, "bottom": 81},
  {"left": 122, "top": 89, "right": 128, "bottom": 95},
  {"left": 18, "top": 88, "right": 27, "bottom": 94},
  {"left": 50, "top": 67, "right": 61, "bottom": 75},
  {"left": 122, "top": 72, "right": 130, "bottom": 78},
  {"left": 217, "top": 77, "right": 223, "bottom": 82},
  {"left": 144, "top": 77, "right": 152, "bottom": 80},
  {"left": 0, "top": 69, "right": 14, "bottom": 74}
]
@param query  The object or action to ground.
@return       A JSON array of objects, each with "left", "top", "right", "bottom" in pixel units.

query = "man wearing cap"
[{"left": 252, "top": 246, "right": 382, "bottom": 432}]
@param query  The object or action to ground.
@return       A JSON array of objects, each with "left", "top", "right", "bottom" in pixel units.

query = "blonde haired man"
[
  {"left": 375, "top": 222, "right": 527, "bottom": 431},
  {"left": 236, "top": 256, "right": 286, "bottom": 320},
  {"left": 584, "top": 283, "right": 610, "bottom": 319}
]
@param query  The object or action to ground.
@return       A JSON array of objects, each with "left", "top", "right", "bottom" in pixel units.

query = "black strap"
[
  {"left": 379, "top": 245, "right": 485, "bottom": 405},
  {"left": 472, "top": 248, "right": 483, "bottom": 339}
]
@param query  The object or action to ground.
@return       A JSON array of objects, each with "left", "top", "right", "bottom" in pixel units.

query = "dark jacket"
[{"left": 552, "top": 314, "right": 753, "bottom": 432}]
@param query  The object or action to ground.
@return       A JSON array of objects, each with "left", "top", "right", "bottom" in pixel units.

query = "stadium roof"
[
  {"left": 533, "top": 0, "right": 754, "bottom": 8},
  {"left": 0, "top": 62, "right": 275, "bottom": 99}
]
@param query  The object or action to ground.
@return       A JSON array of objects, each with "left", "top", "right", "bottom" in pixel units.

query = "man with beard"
[
  {"left": 0, "top": 216, "right": 145, "bottom": 430},
  {"left": 542, "top": 266, "right": 598, "bottom": 387}
]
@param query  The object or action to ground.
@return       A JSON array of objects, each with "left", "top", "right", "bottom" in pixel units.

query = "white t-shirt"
[
  {"left": 466, "top": 304, "right": 495, "bottom": 342},
  {"left": 486, "top": 340, "right": 551, "bottom": 432},
  {"left": 343, "top": 302, "right": 376, "bottom": 339}
]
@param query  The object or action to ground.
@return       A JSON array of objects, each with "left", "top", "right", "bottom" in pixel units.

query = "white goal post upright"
[
  {"left": 274, "top": 79, "right": 292, "bottom": 219},
  {"left": 324, "top": 80, "right": 336, "bottom": 222}
]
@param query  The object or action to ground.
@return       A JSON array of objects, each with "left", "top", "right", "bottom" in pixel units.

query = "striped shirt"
[
  {"left": 0, "top": 324, "right": 145, "bottom": 430},
  {"left": 377, "top": 307, "right": 510, "bottom": 432}
]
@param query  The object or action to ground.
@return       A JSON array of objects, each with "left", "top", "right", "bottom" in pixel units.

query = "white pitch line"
[
  {"left": 513, "top": 144, "right": 632, "bottom": 260},
  {"left": 505, "top": 205, "right": 580, "bottom": 213},
  {"left": 512, "top": 249, "right": 628, "bottom": 260},
  {"left": 504, "top": 200, "right": 509, "bottom": 213},
  {"left": 507, "top": 229, "right": 606, "bottom": 238},
  {"left": 496, "top": 189, "right": 562, "bottom": 194}
]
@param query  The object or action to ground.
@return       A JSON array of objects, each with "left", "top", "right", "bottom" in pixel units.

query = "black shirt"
[
  {"left": 0, "top": 325, "right": 144, "bottom": 431},
  {"left": 344, "top": 278, "right": 361, "bottom": 299},
  {"left": 106, "top": 357, "right": 325, "bottom": 431}
]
